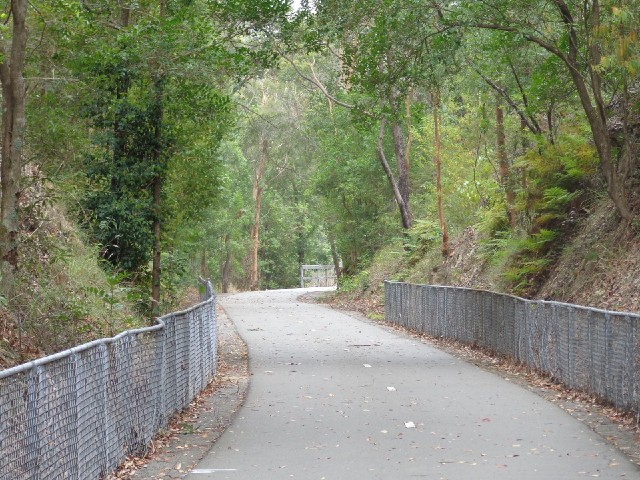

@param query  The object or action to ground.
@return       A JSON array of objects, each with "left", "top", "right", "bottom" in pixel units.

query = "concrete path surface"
[{"left": 186, "top": 288, "right": 640, "bottom": 480}]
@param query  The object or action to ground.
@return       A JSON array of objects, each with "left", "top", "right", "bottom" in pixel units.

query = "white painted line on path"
[{"left": 191, "top": 469, "right": 238, "bottom": 474}]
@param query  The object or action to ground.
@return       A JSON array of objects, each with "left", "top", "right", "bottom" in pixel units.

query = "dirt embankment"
[{"left": 536, "top": 202, "right": 640, "bottom": 313}]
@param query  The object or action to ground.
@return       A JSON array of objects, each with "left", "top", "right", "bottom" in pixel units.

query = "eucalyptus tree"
[
  {"left": 461, "top": 28, "right": 581, "bottom": 229},
  {"left": 0, "top": 0, "right": 28, "bottom": 295},
  {"left": 299, "top": 0, "right": 463, "bottom": 258},
  {"left": 452, "top": 0, "right": 640, "bottom": 221},
  {"left": 233, "top": 71, "right": 323, "bottom": 290},
  {"left": 310, "top": 102, "right": 400, "bottom": 272}
]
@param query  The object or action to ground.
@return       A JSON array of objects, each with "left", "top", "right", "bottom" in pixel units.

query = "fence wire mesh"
[
  {"left": 0, "top": 280, "right": 217, "bottom": 480},
  {"left": 385, "top": 281, "right": 640, "bottom": 415}
]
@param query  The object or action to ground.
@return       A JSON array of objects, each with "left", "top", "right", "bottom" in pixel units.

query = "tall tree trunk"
[
  {"left": 200, "top": 249, "right": 208, "bottom": 278},
  {"left": 150, "top": 82, "right": 164, "bottom": 316},
  {"left": 150, "top": 1, "right": 165, "bottom": 317},
  {"left": 553, "top": 0, "right": 634, "bottom": 221},
  {"left": 328, "top": 230, "right": 341, "bottom": 282},
  {"left": 151, "top": 168, "right": 162, "bottom": 316},
  {"left": 150, "top": 98, "right": 163, "bottom": 316},
  {"left": 221, "top": 234, "right": 231, "bottom": 293},
  {"left": 0, "top": 0, "right": 28, "bottom": 296},
  {"left": 432, "top": 87, "right": 449, "bottom": 256},
  {"left": 377, "top": 119, "right": 413, "bottom": 230},
  {"left": 496, "top": 100, "right": 516, "bottom": 227},
  {"left": 391, "top": 122, "right": 411, "bottom": 214},
  {"left": 250, "top": 134, "right": 268, "bottom": 291}
]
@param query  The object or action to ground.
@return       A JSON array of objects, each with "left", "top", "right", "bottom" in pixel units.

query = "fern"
[
  {"left": 542, "top": 186, "right": 579, "bottom": 212},
  {"left": 523, "top": 229, "right": 558, "bottom": 253}
]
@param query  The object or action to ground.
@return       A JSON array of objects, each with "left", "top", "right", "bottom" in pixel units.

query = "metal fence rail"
[
  {"left": 385, "top": 281, "right": 640, "bottom": 415},
  {"left": 0, "top": 281, "right": 217, "bottom": 480}
]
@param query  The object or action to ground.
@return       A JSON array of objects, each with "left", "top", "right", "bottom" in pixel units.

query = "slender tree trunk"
[
  {"left": 0, "top": 0, "right": 28, "bottom": 296},
  {"left": 432, "top": 88, "right": 449, "bottom": 256},
  {"left": 250, "top": 134, "right": 268, "bottom": 290},
  {"left": 377, "top": 119, "right": 413, "bottom": 230},
  {"left": 328, "top": 230, "right": 341, "bottom": 282},
  {"left": 496, "top": 100, "right": 516, "bottom": 227},
  {"left": 348, "top": 247, "right": 358, "bottom": 273},
  {"left": 405, "top": 93, "right": 413, "bottom": 165},
  {"left": 221, "top": 233, "right": 231, "bottom": 293},
  {"left": 200, "top": 249, "right": 208, "bottom": 278},
  {"left": 151, "top": 171, "right": 162, "bottom": 316},
  {"left": 150, "top": 1, "right": 166, "bottom": 317},
  {"left": 391, "top": 122, "right": 411, "bottom": 213},
  {"left": 553, "top": 0, "right": 633, "bottom": 221},
  {"left": 150, "top": 78, "right": 164, "bottom": 316}
]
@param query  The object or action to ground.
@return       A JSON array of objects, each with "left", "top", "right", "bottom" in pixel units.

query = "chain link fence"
[
  {"left": 385, "top": 281, "right": 640, "bottom": 415},
  {"left": 0, "top": 280, "right": 217, "bottom": 480}
]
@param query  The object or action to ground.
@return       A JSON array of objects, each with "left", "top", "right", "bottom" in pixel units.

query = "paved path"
[{"left": 186, "top": 288, "right": 640, "bottom": 479}]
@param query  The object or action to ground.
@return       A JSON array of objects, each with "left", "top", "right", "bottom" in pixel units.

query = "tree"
[
  {"left": 0, "top": 0, "right": 28, "bottom": 296},
  {"left": 432, "top": 86, "right": 449, "bottom": 255},
  {"left": 74, "top": 0, "right": 241, "bottom": 312},
  {"left": 454, "top": 0, "right": 640, "bottom": 221}
]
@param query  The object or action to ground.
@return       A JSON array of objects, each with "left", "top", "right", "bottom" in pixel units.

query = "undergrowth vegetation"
[
  {"left": 0, "top": 201, "right": 145, "bottom": 367},
  {"left": 334, "top": 129, "right": 609, "bottom": 304}
]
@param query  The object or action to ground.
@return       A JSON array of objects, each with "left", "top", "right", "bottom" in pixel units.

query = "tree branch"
[
  {"left": 279, "top": 52, "right": 356, "bottom": 110},
  {"left": 471, "top": 64, "right": 542, "bottom": 135}
]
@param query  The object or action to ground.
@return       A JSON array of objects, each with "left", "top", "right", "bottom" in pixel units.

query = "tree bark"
[
  {"left": 392, "top": 122, "right": 411, "bottom": 212},
  {"left": 496, "top": 100, "right": 516, "bottom": 227},
  {"left": 0, "top": 0, "right": 28, "bottom": 296},
  {"left": 377, "top": 119, "right": 413, "bottom": 230},
  {"left": 471, "top": 1, "right": 636, "bottom": 220},
  {"left": 250, "top": 134, "right": 268, "bottom": 291},
  {"left": 200, "top": 249, "right": 208, "bottom": 278},
  {"left": 150, "top": 90, "right": 163, "bottom": 316},
  {"left": 328, "top": 230, "right": 341, "bottom": 282},
  {"left": 150, "top": 1, "right": 165, "bottom": 318},
  {"left": 432, "top": 88, "right": 449, "bottom": 256},
  {"left": 552, "top": 0, "right": 632, "bottom": 220},
  {"left": 150, "top": 167, "right": 162, "bottom": 316},
  {"left": 221, "top": 234, "right": 231, "bottom": 293}
]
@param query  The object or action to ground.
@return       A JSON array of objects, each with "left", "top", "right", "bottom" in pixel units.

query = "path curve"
[{"left": 187, "top": 288, "right": 640, "bottom": 479}]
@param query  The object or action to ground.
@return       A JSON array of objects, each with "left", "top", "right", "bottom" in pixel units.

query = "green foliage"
[
  {"left": 413, "top": 94, "right": 495, "bottom": 233},
  {"left": 338, "top": 269, "right": 370, "bottom": 293},
  {"left": 541, "top": 187, "right": 580, "bottom": 214},
  {"left": 158, "top": 250, "right": 192, "bottom": 311},
  {"left": 84, "top": 270, "right": 143, "bottom": 331},
  {"left": 309, "top": 104, "right": 401, "bottom": 272},
  {"left": 406, "top": 219, "right": 441, "bottom": 263},
  {"left": 10, "top": 206, "right": 143, "bottom": 356},
  {"left": 501, "top": 229, "right": 558, "bottom": 293},
  {"left": 476, "top": 202, "right": 511, "bottom": 239},
  {"left": 474, "top": 131, "right": 599, "bottom": 294},
  {"left": 515, "top": 132, "right": 598, "bottom": 229},
  {"left": 74, "top": 21, "right": 167, "bottom": 273},
  {"left": 5, "top": 0, "right": 639, "bottom": 365}
]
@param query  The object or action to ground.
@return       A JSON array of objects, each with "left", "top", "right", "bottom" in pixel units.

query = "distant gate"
[{"left": 300, "top": 264, "right": 337, "bottom": 288}]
